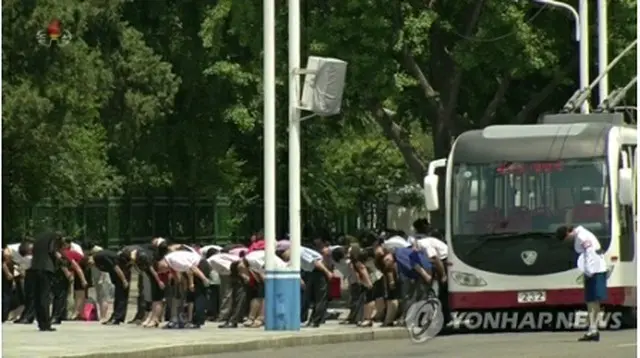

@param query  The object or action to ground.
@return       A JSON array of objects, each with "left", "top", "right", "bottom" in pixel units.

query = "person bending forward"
[{"left": 157, "top": 250, "right": 211, "bottom": 329}]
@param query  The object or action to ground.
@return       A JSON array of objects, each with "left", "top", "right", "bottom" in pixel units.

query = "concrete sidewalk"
[{"left": 2, "top": 321, "right": 407, "bottom": 358}]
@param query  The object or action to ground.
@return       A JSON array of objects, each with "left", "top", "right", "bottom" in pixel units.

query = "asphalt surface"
[{"left": 184, "top": 331, "right": 637, "bottom": 358}]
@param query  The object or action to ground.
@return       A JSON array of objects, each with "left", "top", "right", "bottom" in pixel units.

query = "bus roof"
[{"left": 452, "top": 122, "right": 614, "bottom": 163}]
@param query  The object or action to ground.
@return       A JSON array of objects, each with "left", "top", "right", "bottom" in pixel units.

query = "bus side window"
[{"left": 619, "top": 145, "right": 635, "bottom": 262}]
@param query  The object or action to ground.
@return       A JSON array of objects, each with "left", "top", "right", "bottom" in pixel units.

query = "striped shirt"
[{"left": 300, "top": 246, "right": 323, "bottom": 272}]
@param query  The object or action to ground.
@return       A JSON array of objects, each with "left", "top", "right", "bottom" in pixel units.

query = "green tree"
[
  {"left": 3, "top": 1, "right": 120, "bottom": 229},
  {"left": 2, "top": 0, "right": 181, "bottom": 232},
  {"left": 303, "top": 0, "right": 637, "bottom": 182}
]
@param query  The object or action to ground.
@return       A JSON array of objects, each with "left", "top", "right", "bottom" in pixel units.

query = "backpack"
[{"left": 81, "top": 298, "right": 98, "bottom": 321}]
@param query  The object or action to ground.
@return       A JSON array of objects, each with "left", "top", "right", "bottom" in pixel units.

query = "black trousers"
[
  {"left": 2, "top": 274, "right": 13, "bottom": 322},
  {"left": 108, "top": 269, "right": 131, "bottom": 322},
  {"left": 19, "top": 270, "right": 36, "bottom": 322},
  {"left": 227, "top": 279, "right": 247, "bottom": 324},
  {"left": 132, "top": 272, "right": 146, "bottom": 320},
  {"left": 399, "top": 277, "right": 428, "bottom": 319},
  {"left": 218, "top": 285, "right": 233, "bottom": 321},
  {"left": 164, "top": 280, "right": 173, "bottom": 322},
  {"left": 345, "top": 283, "right": 361, "bottom": 323},
  {"left": 10, "top": 276, "right": 25, "bottom": 309},
  {"left": 305, "top": 269, "right": 329, "bottom": 325},
  {"left": 30, "top": 270, "right": 53, "bottom": 330},
  {"left": 186, "top": 277, "right": 208, "bottom": 325},
  {"left": 438, "top": 259, "right": 450, "bottom": 323},
  {"left": 51, "top": 270, "right": 70, "bottom": 320},
  {"left": 300, "top": 271, "right": 310, "bottom": 322},
  {"left": 206, "top": 285, "right": 220, "bottom": 319}
]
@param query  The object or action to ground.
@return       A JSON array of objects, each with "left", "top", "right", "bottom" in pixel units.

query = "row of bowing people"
[{"left": 3, "top": 223, "right": 448, "bottom": 330}]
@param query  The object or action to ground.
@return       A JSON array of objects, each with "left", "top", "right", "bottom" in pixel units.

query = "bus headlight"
[
  {"left": 575, "top": 266, "right": 614, "bottom": 284},
  {"left": 451, "top": 271, "right": 487, "bottom": 287}
]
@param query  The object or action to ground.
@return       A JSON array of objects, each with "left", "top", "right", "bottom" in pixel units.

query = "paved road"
[
  {"left": 1, "top": 320, "right": 403, "bottom": 358},
  {"left": 185, "top": 331, "right": 637, "bottom": 358}
]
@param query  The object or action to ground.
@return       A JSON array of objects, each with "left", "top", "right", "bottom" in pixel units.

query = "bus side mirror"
[
  {"left": 618, "top": 168, "right": 633, "bottom": 205},
  {"left": 423, "top": 174, "right": 439, "bottom": 211}
]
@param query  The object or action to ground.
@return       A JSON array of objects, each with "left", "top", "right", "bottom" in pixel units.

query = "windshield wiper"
[{"left": 465, "top": 232, "right": 555, "bottom": 257}]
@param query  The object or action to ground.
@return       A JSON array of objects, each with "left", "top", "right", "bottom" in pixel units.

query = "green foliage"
[{"left": 3, "top": 0, "right": 636, "bottom": 235}]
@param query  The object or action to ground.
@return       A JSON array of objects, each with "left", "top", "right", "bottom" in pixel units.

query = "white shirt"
[
  {"left": 181, "top": 245, "right": 201, "bottom": 255},
  {"left": 299, "top": 247, "right": 323, "bottom": 272},
  {"left": 7, "top": 244, "right": 32, "bottom": 272},
  {"left": 207, "top": 253, "right": 241, "bottom": 275},
  {"left": 383, "top": 236, "right": 411, "bottom": 250},
  {"left": 573, "top": 226, "right": 607, "bottom": 276},
  {"left": 200, "top": 245, "right": 223, "bottom": 255},
  {"left": 276, "top": 240, "right": 291, "bottom": 251},
  {"left": 209, "top": 270, "right": 221, "bottom": 285},
  {"left": 164, "top": 251, "right": 201, "bottom": 272},
  {"left": 414, "top": 237, "right": 448, "bottom": 260},
  {"left": 70, "top": 242, "right": 84, "bottom": 257},
  {"left": 244, "top": 250, "right": 287, "bottom": 271}
]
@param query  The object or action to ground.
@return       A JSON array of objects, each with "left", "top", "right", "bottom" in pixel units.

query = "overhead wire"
[{"left": 448, "top": 4, "right": 548, "bottom": 43}]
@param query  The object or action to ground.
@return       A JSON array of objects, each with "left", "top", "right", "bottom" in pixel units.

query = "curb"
[{"left": 55, "top": 328, "right": 408, "bottom": 358}]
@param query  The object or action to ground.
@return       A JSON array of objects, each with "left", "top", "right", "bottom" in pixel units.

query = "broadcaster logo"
[
  {"left": 36, "top": 19, "right": 73, "bottom": 47},
  {"left": 404, "top": 298, "right": 445, "bottom": 343}
]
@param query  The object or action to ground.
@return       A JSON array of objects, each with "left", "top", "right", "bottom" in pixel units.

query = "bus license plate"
[{"left": 517, "top": 291, "right": 546, "bottom": 303}]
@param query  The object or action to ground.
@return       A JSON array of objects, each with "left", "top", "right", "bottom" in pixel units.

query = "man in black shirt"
[
  {"left": 89, "top": 249, "right": 130, "bottom": 325},
  {"left": 29, "top": 231, "right": 64, "bottom": 331},
  {"left": 119, "top": 244, "right": 163, "bottom": 326},
  {"left": 121, "top": 244, "right": 148, "bottom": 324}
]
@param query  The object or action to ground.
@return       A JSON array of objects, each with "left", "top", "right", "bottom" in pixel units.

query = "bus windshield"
[{"left": 451, "top": 158, "right": 611, "bottom": 237}]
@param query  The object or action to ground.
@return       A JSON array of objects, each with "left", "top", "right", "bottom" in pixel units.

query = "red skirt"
[
  {"left": 158, "top": 272, "right": 170, "bottom": 284},
  {"left": 329, "top": 277, "right": 341, "bottom": 299}
]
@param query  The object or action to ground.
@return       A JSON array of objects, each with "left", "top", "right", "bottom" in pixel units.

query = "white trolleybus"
[{"left": 423, "top": 113, "right": 637, "bottom": 330}]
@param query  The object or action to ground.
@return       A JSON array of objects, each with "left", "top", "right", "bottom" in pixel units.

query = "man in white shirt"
[
  {"left": 279, "top": 246, "right": 333, "bottom": 327},
  {"left": 382, "top": 235, "right": 411, "bottom": 251},
  {"left": 409, "top": 231, "right": 450, "bottom": 323},
  {"left": 157, "top": 250, "right": 212, "bottom": 328},
  {"left": 201, "top": 246, "right": 222, "bottom": 321},
  {"left": 4, "top": 240, "right": 34, "bottom": 322},
  {"left": 557, "top": 225, "right": 608, "bottom": 342},
  {"left": 244, "top": 250, "right": 287, "bottom": 271},
  {"left": 409, "top": 237, "right": 446, "bottom": 280},
  {"left": 8, "top": 239, "right": 36, "bottom": 324},
  {"left": 208, "top": 252, "right": 241, "bottom": 324}
]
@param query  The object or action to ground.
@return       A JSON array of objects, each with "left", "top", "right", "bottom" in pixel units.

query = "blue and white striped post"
[{"left": 263, "top": 0, "right": 301, "bottom": 331}]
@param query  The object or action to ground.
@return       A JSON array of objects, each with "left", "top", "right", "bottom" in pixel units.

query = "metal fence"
[{"left": 6, "top": 196, "right": 387, "bottom": 248}]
